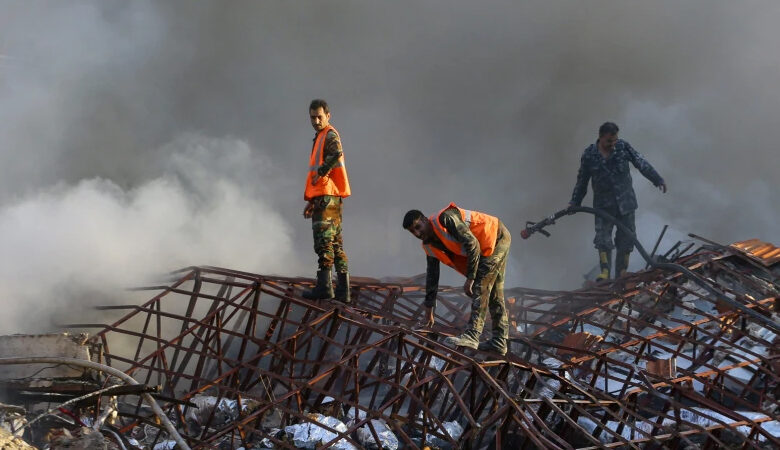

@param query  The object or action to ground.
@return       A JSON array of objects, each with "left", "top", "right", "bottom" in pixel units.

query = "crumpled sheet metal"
[
  {"left": 186, "top": 396, "right": 237, "bottom": 426},
  {"left": 731, "top": 238, "right": 780, "bottom": 266},
  {"left": 184, "top": 395, "right": 259, "bottom": 429},
  {"left": 354, "top": 419, "right": 399, "bottom": 450},
  {"left": 428, "top": 421, "right": 464, "bottom": 448},
  {"left": 578, "top": 407, "right": 780, "bottom": 444},
  {"left": 345, "top": 408, "right": 400, "bottom": 449},
  {"left": 152, "top": 441, "right": 177, "bottom": 450},
  {"left": 283, "top": 414, "right": 355, "bottom": 450}
]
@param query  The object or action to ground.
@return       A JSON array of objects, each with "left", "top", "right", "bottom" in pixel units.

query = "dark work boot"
[
  {"left": 478, "top": 338, "right": 508, "bottom": 356},
  {"left": 444, "top": 330, "right": 480, "bottom": 350},
  {"left": 596, "top": 250, "right": 612, "bottom": 281},
  {"left": 302, "top": 270, "right": 333, "bottom": 300},
  {"left": 334, "top": 272, "right": 350, "bottom": 304},
  {"left": 615, "top": 250, "right": 630, "bottom": 278}
]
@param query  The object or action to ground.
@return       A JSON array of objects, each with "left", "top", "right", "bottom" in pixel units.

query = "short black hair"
[
  {"left": 403, "top": 210, "right": 425, "bottom": 229},
  {"left": 309, "top": 99, "right": 329, "bottom": 114},
  {"left": 598, "top": 122, "right": 619, "bottom": 136}
]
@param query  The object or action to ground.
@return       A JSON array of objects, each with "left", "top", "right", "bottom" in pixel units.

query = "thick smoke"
[
  {"left": 0, "top": 135, "right": 302, "bottom": 333},
  {"left": 1, "top": 1, "right": 778, "bottom": 332}
]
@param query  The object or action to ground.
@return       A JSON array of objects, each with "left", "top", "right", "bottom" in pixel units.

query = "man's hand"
[
  {"left": 464, "top": 278, "right": 475, "bottom": 297},
  {"left": 658, "top": 182, "right": 668, "bottom": 193},
  {"left": 424, "top": 306, "right": 435, "bottom": 328},
  {"left": 566, "top": 203, "right": 577, "bottom": 215},
  {"left": 302, "top": 201, "right": 314, "bottom": 219}
]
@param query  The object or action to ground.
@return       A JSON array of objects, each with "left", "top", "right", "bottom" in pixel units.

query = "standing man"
[
  {"left": 302, "top": 99, "right": 351, "bottom": 303},
  {"left": 568, "top": 122, "right": 667, "bottom": 280},
  {"left": 403, "top": 203, "right": 511, "bottom": 355}
]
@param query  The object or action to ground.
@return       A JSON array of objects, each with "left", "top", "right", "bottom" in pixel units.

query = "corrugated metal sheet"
[{"left": 730, "top": 238, "right": 780, "bottom": 266}]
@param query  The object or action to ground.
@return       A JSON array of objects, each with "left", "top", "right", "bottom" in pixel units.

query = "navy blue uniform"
[{"left": 569, "top": 139, "right": 664, "bottom": 252}]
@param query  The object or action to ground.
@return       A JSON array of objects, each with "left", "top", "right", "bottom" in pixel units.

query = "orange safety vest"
[
  {"left": 421, "top": 203, "right": 499, "bottom": 276},
  {"left": 304, "top": 125, "right": 351, "bottom": 201}
]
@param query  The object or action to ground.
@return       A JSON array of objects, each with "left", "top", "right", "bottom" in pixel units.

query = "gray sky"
[{"left": 1, "top": 1, "right": 778, "bottom": 332}]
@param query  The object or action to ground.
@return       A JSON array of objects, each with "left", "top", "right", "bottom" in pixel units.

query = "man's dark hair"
[
  {"left": 403, "top": 210, "right": 425, "bottom": 229},
  {"left": 309, "top": 99, "right": 330, "bottom": 114},
  {"left": 598, "top": 122, "right": 619, "bottom": 136}
]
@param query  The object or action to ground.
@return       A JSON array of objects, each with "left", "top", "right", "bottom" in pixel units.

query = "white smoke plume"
[
  {"left": 0, "top": 135, "right": 302, "bottom": 333},
  {"left": 1, "top": 1, "right": 778, "bottom": 332}
]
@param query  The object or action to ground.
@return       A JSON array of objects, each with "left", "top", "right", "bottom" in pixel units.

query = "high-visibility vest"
[
  {"left": 421, "top": 203, "right": 499, "bottom": 276},
  {"left": 304, "top": 125, "right": 351, "bottom": 201}
]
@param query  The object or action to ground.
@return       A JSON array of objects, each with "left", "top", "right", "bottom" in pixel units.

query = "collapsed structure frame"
[{"left": 5, "top": 235, "right": 775, "bottom": 449}]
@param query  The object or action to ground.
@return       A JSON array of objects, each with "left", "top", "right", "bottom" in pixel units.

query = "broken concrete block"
[{"left": 0, "top": 333, "right": 93, "bottom": 380}]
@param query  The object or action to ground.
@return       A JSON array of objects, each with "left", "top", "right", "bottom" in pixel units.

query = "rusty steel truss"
[{"left": 51, "top": 235, "right": 779, "bottom": 449}]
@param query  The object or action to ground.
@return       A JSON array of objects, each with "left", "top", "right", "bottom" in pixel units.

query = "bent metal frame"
[{"left": 66, "top": 238, "right": 778, "bottom": 449}]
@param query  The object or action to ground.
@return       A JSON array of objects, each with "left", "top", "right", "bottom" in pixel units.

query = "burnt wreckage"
[{"left": 0, "top": 235, "right": 778, "bottom": 449}]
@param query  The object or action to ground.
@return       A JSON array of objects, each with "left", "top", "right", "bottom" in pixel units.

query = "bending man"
[{"left": 403, "top": 203, "right": 511, "bottom": 355}]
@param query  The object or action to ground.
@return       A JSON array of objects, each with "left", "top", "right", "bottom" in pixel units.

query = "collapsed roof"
[{"left": 1, "top": 235, "right": 778, "bottom": 449}]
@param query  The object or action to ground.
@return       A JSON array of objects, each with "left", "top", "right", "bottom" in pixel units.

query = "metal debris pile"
[{"left": 0, "top": 236, "right": 777, "bottom": 449}]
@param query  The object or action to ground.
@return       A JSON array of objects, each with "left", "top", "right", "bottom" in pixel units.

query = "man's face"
[
  {"left": 599, "top": 133, "right": 618, "bottom": 152},
  {"left": 310, "top": 107, "right": 330, "bottom": 132},
  {"left": 407, "top": 217, "right": 432, "bottom": 242}
]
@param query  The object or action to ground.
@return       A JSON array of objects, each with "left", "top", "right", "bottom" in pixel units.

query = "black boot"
[
  {"left": 615, "top": 250, "right": 630, "bottom": 277},
  {"left": 334, "top": 272, "right": 350, "bottom": 304},
  {"left": 302, "top": 270, "right": 333, "bottom": 300},
  {"left": 443, "top": 330, "right": 480, "bottom": 350},
  {"left": 596, "top": 250, "right": 612, "bottom": 281},
  {"left": 478, "top": 338, "right": 508, "bottom": 356}
]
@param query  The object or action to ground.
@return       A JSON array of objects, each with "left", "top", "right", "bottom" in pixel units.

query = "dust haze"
[{"left": 1, "top": 1, "right": 778, "bottom": 333}]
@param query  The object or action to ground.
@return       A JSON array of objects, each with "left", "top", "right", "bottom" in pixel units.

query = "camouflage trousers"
[
  {"left": 593, "top": 205, "right": 635, "bottom": 253},
  {"left": 466, "top": 221, "right": 510, "bottom": 342},
  {"left": 311, "top": 195, "right": 348, "bottom": 273}
]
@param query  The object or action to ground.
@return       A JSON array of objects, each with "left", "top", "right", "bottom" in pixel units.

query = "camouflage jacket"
[
  {"left": 314, "top": 129, "right": 343, "bottom": 178},
  {"left": 424, "top": 208, "right": 481, "bottom": 307},
  {"left": 569, "top": 139, "right": 664, "bottom": 215}
]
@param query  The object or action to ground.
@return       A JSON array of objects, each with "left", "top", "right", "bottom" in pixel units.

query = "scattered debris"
[
  {"left": 355, "top": 419, "right": 398, "bottom": 449},
  {"left": 0, "top": 427, "right": 35, "bottom": 449},
  {"left": 283, "top": 413, "right": 355, "bottom": 449},
  {"left": 48, "top": 426, "right": 109, "bottom": 449}
]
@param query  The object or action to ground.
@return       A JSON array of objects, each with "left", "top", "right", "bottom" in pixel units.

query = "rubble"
[
  {"left": 0, "top": 402, "right": 26, "bottom": 438},
  {"left": 48, "top": 426, "right": 109, "bottom": 449},
  {"left": 283, "top": 413, "right": 355, "bottom": 449},
  {"left": 354, "top": 419, "right": 398, "bottom": 449},
  {"left": 0, "top": 427, "right": 35, "bottom": 450},
  {"left": 0, "top": 236, "right": 777, "bottom": 448},
  {"left": 425, "top": 420, "right": 463, "bottom": 448}
]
